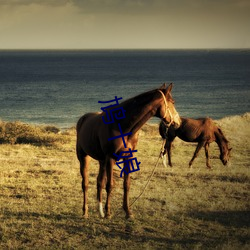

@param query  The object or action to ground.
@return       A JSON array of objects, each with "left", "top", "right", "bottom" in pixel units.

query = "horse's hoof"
[
  {"left": 162, "top": 155, "right": 167, "bottom": 167},
  {"left": 105, "top": 214, "right": 112, "bottom": 219},
  {"left": 125, "top": 213, "right": 134, "bottom": 220},
  {"left": 83, "top": 214, "right": 89, "bottom": 219},
  {"left": 99, "top": 214, "right": 105, "bottom": 218}
]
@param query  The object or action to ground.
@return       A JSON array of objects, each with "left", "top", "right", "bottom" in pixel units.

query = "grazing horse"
[
  {"left": 76, "top": 83, "right": 181, "bottom": 219},
  {"left": 159, "top": 117, "right": 232, "bottom": 169}
]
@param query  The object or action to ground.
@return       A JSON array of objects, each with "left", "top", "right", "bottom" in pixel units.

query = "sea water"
[{"left": 0, "top": 50, "right": 249, "bottom": 128}]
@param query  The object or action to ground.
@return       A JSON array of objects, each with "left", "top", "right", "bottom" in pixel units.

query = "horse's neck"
[
  {"left": 130, "top": 109, "right": 156, "bottom": 134},
  {"left": 121, "top": 92, "right": 160, "bottom": 134},
  {"left": 215, "top": 130, "right": 228, "bottom": 154}
]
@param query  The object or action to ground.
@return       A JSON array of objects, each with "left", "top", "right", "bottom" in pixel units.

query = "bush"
[
  {"left": 43, "top": 125, "right": 60, "bottom": 134},
  {"left": 0, "top": 121, "right": 69, "bottom": 146}
]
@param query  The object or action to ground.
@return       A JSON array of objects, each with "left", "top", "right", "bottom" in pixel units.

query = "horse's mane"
[
  {"left": 120, "top": 89, "right": 157, "bottom": 109},
  {"left": 216, "top": 127, "right": 229, "bottom": 143},
  {"left": 215, "top": 127, "right": 229, "bottom": 144},
  {"left": 119, "top": 85, "right": 168, "bottom": 111}
]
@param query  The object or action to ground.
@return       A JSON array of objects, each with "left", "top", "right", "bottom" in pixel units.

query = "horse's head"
[
  {"left": 220, "top": 143, "right": 232, "bottom": 166},
  {"left": 218, "top": 128, "right": 232, "bottom": 166},
  {"left": 220, "top": 147, "right": 232, "bottom": 165},
  {"left": 157, "top": 83, "right": 181, "bottom": 129}
]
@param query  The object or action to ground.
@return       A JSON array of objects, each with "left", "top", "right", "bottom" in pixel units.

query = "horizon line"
[{"left": 0, "top": 48, "right": 249, "bottom": 51}]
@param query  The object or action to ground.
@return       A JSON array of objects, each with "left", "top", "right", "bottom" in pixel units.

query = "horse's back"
[
  {"left": 77, "top": 112, "right": 100, "bottom": 130},
  {"left": 182, "top": 117, "right": 214, "bottom": 128},
  {"left": 176, "top": 117, "right": 216, "bottom": 142},
  {"left": 201, "top": 117, "right": 217, "bottom": 132}
]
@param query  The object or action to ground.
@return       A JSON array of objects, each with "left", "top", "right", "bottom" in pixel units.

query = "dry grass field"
[{"left": 0, "top": 113, "right": 249, "bottom": 249}]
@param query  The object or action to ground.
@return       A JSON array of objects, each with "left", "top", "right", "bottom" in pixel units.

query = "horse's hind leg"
[
  {"left": 78, "top": 149, "right": 91, "bottom": 218},
  {"left": 104, "top": 157, "right": 115, "bottom": 218},
  {"left": 189, "top": 141, "right": 205, "bottom": 168},
  {"left": 97, "top": 161, "right": 106, "bottom": 218}
]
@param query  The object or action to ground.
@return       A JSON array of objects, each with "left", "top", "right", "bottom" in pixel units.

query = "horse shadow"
[
  {"left": 188, "top": 210, "right": 250, "bottom": 228},
  {"left": 3, "top": 209, "right": 249, "bottom": 247}
]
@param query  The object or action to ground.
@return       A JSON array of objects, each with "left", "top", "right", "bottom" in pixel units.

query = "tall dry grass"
[
  {"left": 0, "top": 114, "right": 249, "bottom": 249},
  {"left": 0, "top": 121, "right": 69, "bottom": 146}
]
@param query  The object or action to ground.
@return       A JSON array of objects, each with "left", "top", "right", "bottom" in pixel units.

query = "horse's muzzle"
[{"left": 223, "top": 160, "right": 228, "bottom": 166}]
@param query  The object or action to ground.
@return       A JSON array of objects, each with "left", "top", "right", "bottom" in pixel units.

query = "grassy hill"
[{"left": 0, "top": 113, "right": 249, "bottom": 249}]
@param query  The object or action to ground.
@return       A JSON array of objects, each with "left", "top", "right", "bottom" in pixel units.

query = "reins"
[{"left": 157, "top": 90, "right": 173, "bottom": 127}]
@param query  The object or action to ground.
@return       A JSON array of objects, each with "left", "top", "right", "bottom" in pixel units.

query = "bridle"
[{"left": 157, "top": 90, "right": 175, "bottom": 127}]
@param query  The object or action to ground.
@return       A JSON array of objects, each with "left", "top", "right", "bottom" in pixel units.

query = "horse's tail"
[
  {"left": 76, "top": 116, "right": 85, "bottom": 134},
  {"left": 159, "top": 121, "right": 168, "bottom": 139}
]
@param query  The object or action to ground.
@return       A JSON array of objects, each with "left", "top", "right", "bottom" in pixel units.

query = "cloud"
[
  {"left": 0, "top": 0, "right": 249, "bottom": 49},
  {"left": 70, "top": 0, "right": 250, "bottom": 13},
  {"left": 0, "top": 2, "right": 97, "bottom": 49},
  {"left": 0, "top": 0, "right": 70, "bottom": 7},
  {"left": 2, "top": 0, "right": 249, "bottom": 14}
]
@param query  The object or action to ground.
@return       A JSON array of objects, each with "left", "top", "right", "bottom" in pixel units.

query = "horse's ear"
[
  {"left": 166, "top": 83, "right": 173, "bottom": 94},
  {"left": 160, "top": 83, "right": 167, "bottom": 90}
]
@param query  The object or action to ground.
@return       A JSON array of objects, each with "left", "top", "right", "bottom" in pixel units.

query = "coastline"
[
  {"left": 1, "top": 112, "right": 249, "bottom": 131},
  {"left": 0, "top": 112, "right": 249, "bottom": 149}
]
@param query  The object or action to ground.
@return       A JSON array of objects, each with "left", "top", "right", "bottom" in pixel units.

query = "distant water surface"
[{"left": 0, "top": 49, "right": 249, "bottom": 128}]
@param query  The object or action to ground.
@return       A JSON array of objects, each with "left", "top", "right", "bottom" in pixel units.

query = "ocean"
[{"left": 0, "top": 50, "right": 249, "bottom": 129}]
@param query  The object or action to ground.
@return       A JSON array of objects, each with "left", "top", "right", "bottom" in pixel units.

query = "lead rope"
[
  {"left": 113, "top": 136, "right": 167, "bottom": 218},
  {"left": 128, "top": 91, "right": 172, "bottom": 210},
  {"left": 112, "top": 91, "right": 171, "bottom": 218},
  {"left": 128, "top": 138, "right": 166, "bottom": 208}
]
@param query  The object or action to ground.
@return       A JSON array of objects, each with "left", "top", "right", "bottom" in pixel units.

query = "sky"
[{"left": 0, "top": 0, "right": 249, "bottom": 49}]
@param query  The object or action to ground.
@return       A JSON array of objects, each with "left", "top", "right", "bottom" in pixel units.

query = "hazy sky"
[{"left": 0, "top": 0, "right": 249, "bottom": 49}]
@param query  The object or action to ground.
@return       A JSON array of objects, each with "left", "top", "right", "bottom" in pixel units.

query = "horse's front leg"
[
  {"left": 189, "top": 141, "right": 205, "bottom": 168},
  {"left": 123, "top": 162, "right": 133, "bottom": 219},
  {"left": 97, "top": 161, "right": 106, "bottom": 218},
  {"left": 160, "top": 140, "right": 167, "bottom": 168},
  {"left": 105, "top": 157, "right": 115, "bottom": 218},
  {"left": 204, "top": 143, "right": 212, "bottom": 169},
  {"left": 166, "top": 140, "right": 173, "bottom": 167}
]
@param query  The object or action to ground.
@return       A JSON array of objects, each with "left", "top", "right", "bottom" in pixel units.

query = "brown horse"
[
  {"left": 159, "top": 117, "right": 232, "bottom": 169},
  {"left": 76, "top": 83, "right": 181, "bottom": 219}
]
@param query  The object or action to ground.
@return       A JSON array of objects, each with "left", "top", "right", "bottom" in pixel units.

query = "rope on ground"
[{"left": 128, "top": 139, "right": 166, "bottom": 208}]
